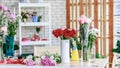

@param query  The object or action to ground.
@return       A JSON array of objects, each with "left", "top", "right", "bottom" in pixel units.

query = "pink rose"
[
  {"left": 84, "top": 18, "right": 92, "bottom": 23},
  {"left": 78, "top": 17, "right": 85, "bottom": 24}
]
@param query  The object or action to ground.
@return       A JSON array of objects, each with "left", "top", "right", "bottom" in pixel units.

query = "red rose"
[
  {"left": 52, "top": 28, "right": 63, "bottom": 38},
  {"left": 69, "top": 29, "right": 76, "bottom": 38},
  {"left": 63, "top": 28, "right": 71, "bottom": 38}
]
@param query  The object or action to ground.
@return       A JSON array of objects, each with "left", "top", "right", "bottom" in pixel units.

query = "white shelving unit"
[{"left": 18, "top": 3, "right": 51, "bottom": 55}]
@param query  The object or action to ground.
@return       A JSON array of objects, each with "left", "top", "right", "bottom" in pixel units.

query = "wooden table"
[{"left": 0, "top": 58, "right": 108, "bottom": 68}]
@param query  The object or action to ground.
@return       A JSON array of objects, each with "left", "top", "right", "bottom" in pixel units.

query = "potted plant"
[{"left": 52, "top": 28, "right": 76, "bottom": 63}]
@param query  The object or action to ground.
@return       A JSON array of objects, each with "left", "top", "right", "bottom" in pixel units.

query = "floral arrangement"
[
  {"left": 39, "top": 53, "right": 61, "bottom": 66},
  {"left": 78, "top": 15, "right": 92, "bottom": 61},
  {"left": 0, "top": 53, "right": 61, "bottom": 66},
  {"left": 52, "top": 28, "right": 76, "bottom": 40},
  {"left": 0, "top": 5, "right": 19, "bottom": 36}
]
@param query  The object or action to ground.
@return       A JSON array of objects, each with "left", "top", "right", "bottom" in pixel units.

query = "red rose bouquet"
[{"left": 52, "top": 28, "right": 76, "bottom": 40}]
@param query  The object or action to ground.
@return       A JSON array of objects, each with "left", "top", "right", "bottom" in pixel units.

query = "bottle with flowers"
[
  {"left": 78, "top": 15, "right": 92, "bottom": 61},
  {"left": 88, "top": 25, "right": 98, "bottom": 62},
  {"left": 52, "top": 28, "right": 76, "bottom": 63}
]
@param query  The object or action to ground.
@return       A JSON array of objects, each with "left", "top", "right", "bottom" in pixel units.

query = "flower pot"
[
  {"left": 61, "top": 40, "right": 70, "bottom": 63},
  {"left": 5, "top": 36, "right": 14, "bottom": 57},
  {"left": 32, "top": 16, "right": 38, "bottom": 22}
]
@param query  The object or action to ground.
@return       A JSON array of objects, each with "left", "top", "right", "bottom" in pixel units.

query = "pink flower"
[
  {"left": 8, "top": 13, "right": 15, "bottom": 19},
  {"left": 84, "top": 18, "right": 92, "bottom": 23},
  {"left": 0, "top": 26, "right": 7, "bottom": 32},
  {"left": 0, "top": 5, "right": 4, "bottom": 10},
  {"left": 0, "top": 5, "right": 8, "bottom": 12},
  {"left": 25, "top": 60, "right": 36, "bottom": 66},
  {"left": 78, "top": 15, "right": 92, "bottom": 24},
  {"left": 2, "top": 5, "right": 8, "bottom": 12},
  {"left": 78, "top": 17, "right": 85, "bottom": 24},
  {"left": 40, "top": 55, "right": 56, "bottom": 66}
]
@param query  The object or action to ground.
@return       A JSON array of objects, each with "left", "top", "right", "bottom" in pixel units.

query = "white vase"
[{"left": 61, "top": 40, "right": 70, "bottom": 63}]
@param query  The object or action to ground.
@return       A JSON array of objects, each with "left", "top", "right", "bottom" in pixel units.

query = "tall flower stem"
[{"left": 80, "top": 23, "right": 89, "bottom": 61}]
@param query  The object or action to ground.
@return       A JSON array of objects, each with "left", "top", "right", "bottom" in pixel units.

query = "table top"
[{"left": 0, "top": 58, "right": 108, "bottom": 68}]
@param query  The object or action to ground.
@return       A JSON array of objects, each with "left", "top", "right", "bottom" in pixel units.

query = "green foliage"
[
  {"left": 96, "top": 52, "right": 100, "bottom": 58},
  {"left": 112, "top": 40, "right": 120, "bottom": 53},
  {"left": 95, "top": 52, "right": 106, "bottom": 58},
  {"left": 88, "top": 33, "right": 96, "bottom": 49},
  {"left": 38, "top": 15, "right": 42, "bottom": 22},
  {"left": 14, "top": 44, "right": 19, "bottom": 50},
  {"left": 36, "top": 27, "right": 40, "bottom": 34},
  {"left": 7, "top": 18, "right": 19, "bottom": 36}
]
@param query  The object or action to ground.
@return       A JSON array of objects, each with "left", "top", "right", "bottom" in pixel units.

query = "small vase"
[
  {"left": 89, "top": 46, "right": 96, "bottom": 62},
  {"left": 32, "top": 16, "right": 38, "bottom": 22},
  {"left": 61, "top": 40, "right": 70, "bottom": 63},
  {"left": 5, "top": 36, "right": 14, "bottom": 57},
  {"left": 81, "top": 46, "right": 89, "bottom": 61}
]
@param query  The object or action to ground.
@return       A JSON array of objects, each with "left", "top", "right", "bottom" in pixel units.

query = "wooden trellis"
[{"left": 66, "top": 0, "right": 114, "bottom": 67}]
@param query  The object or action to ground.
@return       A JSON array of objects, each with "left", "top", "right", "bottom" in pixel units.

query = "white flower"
[
  {"left": 0, "top": 26, "right": 7, "bottom": 32},
  {"left": 41, "top": 55, "right": 45, "bottom": 59},
  {"left": 26, "top": 55, "right": 33, "bottom": 60},
  {"left": 50, "top": 55, "right": 54, "bottom": 60}
]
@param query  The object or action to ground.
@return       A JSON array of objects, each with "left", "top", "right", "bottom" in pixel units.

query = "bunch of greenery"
[
  {"left": 7, "top": 17, "right": 19, "bottom": 36},
  {"left": 112, "top": 32, "right": 120, "bottom": 53}
]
